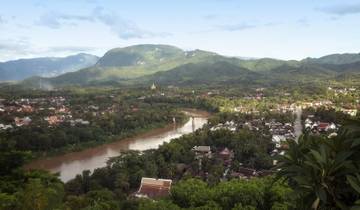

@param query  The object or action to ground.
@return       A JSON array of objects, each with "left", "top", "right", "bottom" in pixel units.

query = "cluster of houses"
[
  {"left": 191, "top": 146, "right": 272, "bottom": 180},
  {"left": 328, "top": 86, "right": 357, "bottom": 96},
  {"left": 209, "top": 117, "right": 295, "bottom": 151},
  {"left": 133, "top": 145, "right": 273, "bottom": 200},
  {"left": 233, "top": 103, "right": 296, "bottom": 115},
  {"left": 300, "top": 99, "right": 359, "bottom": 117},
  {"left": 304, "top": 115, "right": 339, "bottom": 137},
  {"left": 210, "top": 121, "right": 237, "bottom": 131},
  {"left": 300, "top": 100, "right": 334, "bottom": 109},
  {"left": 0, "top": 96, "right": 95, "bottom": 130}
]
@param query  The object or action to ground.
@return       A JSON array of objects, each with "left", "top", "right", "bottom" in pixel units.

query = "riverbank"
[
  {"left": 29, "top": 109, "right": 189, "bottom": 159},
  {"left": 24, "top": 109, "right": 210, "bottom": 182}
]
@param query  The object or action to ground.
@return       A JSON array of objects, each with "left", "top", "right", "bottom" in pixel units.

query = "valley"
[{"left": 0, "top": 45, "right": 359, "bottom": 210}]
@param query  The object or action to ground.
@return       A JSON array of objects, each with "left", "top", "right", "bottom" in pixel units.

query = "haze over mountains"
[
  {"left": 0, "top": 53, "right": 99, "bottom": 81},
  {"left": 2, "top": 44, "right": 360, "bottom": 87}
]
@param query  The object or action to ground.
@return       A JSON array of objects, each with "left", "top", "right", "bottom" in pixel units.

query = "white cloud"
[
  {"left": 318, "top": 3, "right": 360, "bottom": 16},
  {"left": 35, "top": 7, "right": 170, "bottom": 39},
  {"left": 0, "top": 38, "right": 100, "bottom": 61}
]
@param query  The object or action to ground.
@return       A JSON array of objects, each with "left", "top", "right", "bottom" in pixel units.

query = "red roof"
[
  {"left": 318, "top": 123, "right": 329, "bottom": 129},
  {"left": 135, "top": 178, "right": 172, "bottom": 199}
]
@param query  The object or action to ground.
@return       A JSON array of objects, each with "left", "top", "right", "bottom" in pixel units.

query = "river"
[{"left": 24, "top": 109, "right": 209, "bottom": 182}]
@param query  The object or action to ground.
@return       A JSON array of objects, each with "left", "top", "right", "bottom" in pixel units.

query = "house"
[
  {"left": 14, "top": 117, "right": 32, "bottom": 127},
  {"left": 231, "top": 167, "right": 258, "bottom": 179},
  {"left": 135, "top": 178, "right": 172, "bottom": 199},
  {"left": 57, "top": 107, "right": 70, "bottom": 114},
  {"left": 341, "top": 108, "right": 357, "bottom": 117},
  {"left": 258, "top": 170, "right": 273, "bottom": 177},
  {"left": 218, "top": 148, "right": 234, "bottom": 165},
  {"left": 317, "top": 122, "right": 330, "bottom": 132},
  {"left": 192, "top": 146, "right": 212, "bottom": 159},
  {"left": 5, "top": 125, "right": 13, "bottom": 130},
  {"left": 20, "top": 105, "right": 34, "bottom": 113},
  {"left": 44, "top": 115, "right": 64, "bottom": 125},
  {"left": 272, "top": 135, "right": 287, "bottom": 148},
  {"left": 71, "top": 119, "right": 90, "bottom": 126}
]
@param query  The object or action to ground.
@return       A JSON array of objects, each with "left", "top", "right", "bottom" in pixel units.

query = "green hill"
[
  {"left": 303, "top": 53, "right": 360, "bottom": 65},
  {"left": 20, "top": 44, "right": 360, "bottom": 88},
  {"left": 136, "top": 61, "right": 261, "bottom": 85}
]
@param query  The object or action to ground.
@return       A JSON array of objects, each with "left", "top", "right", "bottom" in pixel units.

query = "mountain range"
[
  {"left": 0, "top": 53, "right": 99, "bottom": 81},
  {"left": 3, "top": 44, "right": 360, "bottom": 87}
]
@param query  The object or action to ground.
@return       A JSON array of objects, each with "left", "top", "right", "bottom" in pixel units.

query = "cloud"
[
  {"left": 36, "top": 7, "right": 170, "bottom": 39},
  {"left": 34, "top": 0, "right": 98, "bottom": 8},
  {"left": 47, "top": 46, "right": 97, "bottom": 53},
  {"left": 36, "top": 13, "right": 94, "bottom": 29},
  {"left": 218, "top": 23, "right": 255, "bottom": 31},
  {"left": 203, "top": 14, "right": 218, "bottom": 20},
  {"left": 92, "top": 6, "right": 169, "bottom": 39},
  {"left": 318, "top": 3, "right": 360, "bottom": 16},
  {"left": 0, "top": 15, "right": 5, "bottom": 24},
  {"left": 0, "top": 39, "right": 30, "bottom": 52},
  {"left": 0, "top": 38, "right": 99, "bottom": 61},
  {"left": 296, "top": 18, "right": 310, "bottom": 27},
  {"left": 0, "top": 39, "right": 33, "bottom": 61},
  {"left": 216, "top": 23, "right": 257, "bottom": 31}
]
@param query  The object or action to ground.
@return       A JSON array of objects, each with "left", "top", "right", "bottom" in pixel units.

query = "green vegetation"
[
  {"left": 1, "top": 112, "right": 359, "bottom": 209},
  {"left": 17, "top": 44, "right": 360, "bottom": 88},
  {"left": 0, "top": 77, "right": 359, "bottom": 209},
  {"left": 276, "top": 119, "right": 360, "bottom": 209},
  {"left": 0, "top": 88, "right": 187, "bottom": 156}
]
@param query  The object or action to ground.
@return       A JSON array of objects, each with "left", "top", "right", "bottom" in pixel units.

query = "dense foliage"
[
  {"left": 276, "top": 119, "right": 360, "bottom": 209},
  {"left": 0, "top": 89, "right": 186, "bottom": 155}
]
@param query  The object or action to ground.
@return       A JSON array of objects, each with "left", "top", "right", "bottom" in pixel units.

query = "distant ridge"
[
  {"left": 15, "top": 44, "right": 360, "bottom": 87},
  {"left": 0, "top": 53, "right": 99, "bottom": 81}
]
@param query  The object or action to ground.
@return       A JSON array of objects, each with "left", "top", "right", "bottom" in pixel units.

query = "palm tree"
[{"left": 275, "top": 119, "right": 360, "bottom": 209}]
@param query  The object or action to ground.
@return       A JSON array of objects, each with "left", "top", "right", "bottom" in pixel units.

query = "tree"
[
  {"left": 17, "top": 178, "right": 64, "bottom": 210},
  {"left": 138, "top": 200, "right": 181, "bottom": 210},
  {"left": 171, "top": 179, "right": 212, "bottom": 208},
  {"left": 276, "top": 119, "right": 360, "bottom": 209}
]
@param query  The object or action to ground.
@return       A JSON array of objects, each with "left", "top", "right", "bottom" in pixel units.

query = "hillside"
[
  {"left": 0, "top": 53, "right": 99, "bottom": 81},
  {"left": 96, "top": 44, "right": 185, "bottom": 67},
  {"left": 18, "top": 45, "right": 360, "bottom": 88},
  {"left": 303, "top": 53, "right": 360, "bottom": 65},
  {"left": 136, "top": 61, "right": 260, "bottom": 85},
  {"left": 28, "top": 45, "right": 223, "bottom": 86}
]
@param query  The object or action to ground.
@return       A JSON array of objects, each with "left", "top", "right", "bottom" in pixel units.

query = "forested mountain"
[
  {"left": 136, "top": 61, "right": 261, "bottom": 85},
  {"left": 17, "top": 45, "right": 360, "bottom": 87},
  {"left": 0, "top": 53, "right": 99, "bottom": 81},
  {"left": 303, "top": 53, "right": 360, "bottom": 65}
]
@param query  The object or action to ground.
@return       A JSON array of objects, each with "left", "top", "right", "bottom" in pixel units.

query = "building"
[
  {"left": 135, "top": 178, "right": 172, "bottom": 199},
  {"left": 150, "top": 83, "right": 157, "bottom": 90},
  {"left": 341, "top": 108, "right": 358, "bottom": 117},
  {"left": 14, "top": 117, "right": 32, "bottom": 127},
  {"left": 218, "top": 147, "right": 234, "bottom": 165},
  {"left": 272, "top": 135, "right": 287, "bottom": 148},
  {"left": 192, "top": 146, "right": 212, "bottom": 159},
  {"left": 231, "top": 167, "right": 258, "bottom": 179},
  {"left": 44, "top": 115, "right": 64, "bottom": 125}
]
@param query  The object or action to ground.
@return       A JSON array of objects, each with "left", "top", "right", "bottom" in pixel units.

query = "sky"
[{"left": 0, "top": 0, "right": 360, "bottom": 61}]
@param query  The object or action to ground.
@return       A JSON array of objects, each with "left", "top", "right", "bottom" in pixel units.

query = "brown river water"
[{"left": 24, "top": 109, "right": 209, "bottom": 182}]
